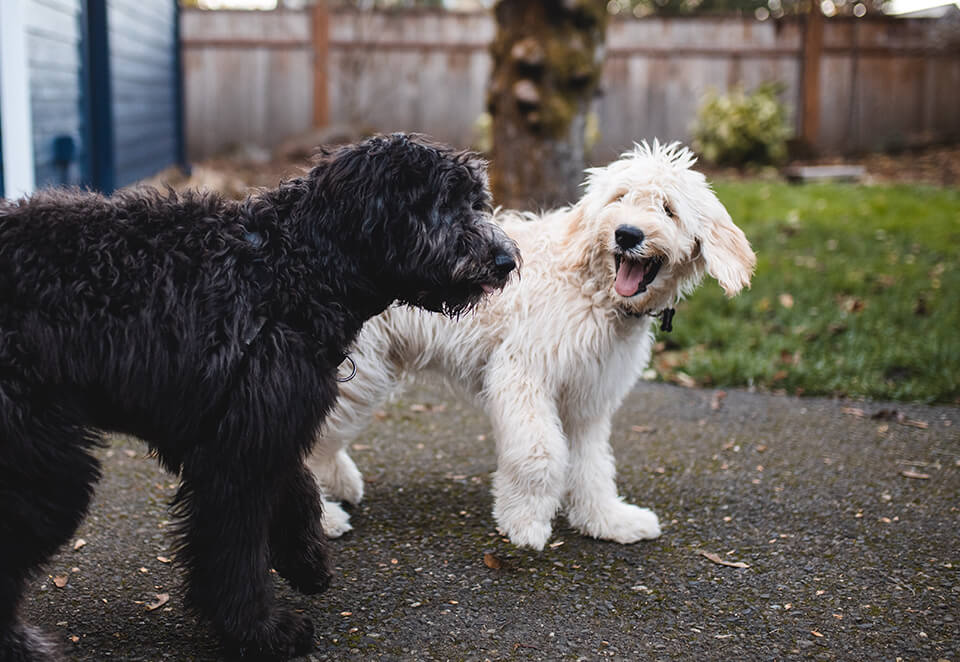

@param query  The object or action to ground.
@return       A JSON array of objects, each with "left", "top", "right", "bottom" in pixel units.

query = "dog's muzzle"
[
  {"left": 613, "top": 253, "right": 663, "bottom": 297},
  {"left": 613, "top": 224, "right": 663, "bottom": 298}
]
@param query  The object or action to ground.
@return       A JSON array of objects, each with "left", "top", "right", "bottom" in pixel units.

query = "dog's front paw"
[
  {"left": 273, "top": 540, "right": 332, "bottom": 596},
  {"left": 312, "top": 450, "right": 364, "bottom": 505},
  {"left": 494, "top": 508, "right": 554, "bottom": 550},
  {"left": 224, "top": 610, "right": 314, "bottom": 661},
  {"left": 493, "top": 491, "right": 560, "bottom": 550},
  {"left": 497, "top": 519, "right": 553, "bottom": 550},
  {"left": 570, "top": 501, "right": 662, "bottom": 544},
  {"left": 320, "top": 499, "right": 353, "bottom": 538}
]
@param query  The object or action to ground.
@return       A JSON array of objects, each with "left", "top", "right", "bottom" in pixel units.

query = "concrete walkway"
[{"left": 22, "top": 379, "right": 959, "bottom": 661}]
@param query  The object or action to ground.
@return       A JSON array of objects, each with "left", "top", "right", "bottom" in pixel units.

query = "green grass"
[{"left": 658, "top": 179, "right": 960, "bottom": 404}]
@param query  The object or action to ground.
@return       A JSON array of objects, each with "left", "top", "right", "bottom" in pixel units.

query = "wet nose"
[
  {"left": 615, "top": 224, "right": 644, "bottom": 250},
  {"left": 494, "top": 251, "right": 516, "bottom": 276}
]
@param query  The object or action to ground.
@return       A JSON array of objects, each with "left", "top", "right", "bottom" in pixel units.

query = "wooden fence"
[{"left": 181, "top": 7, "right": 960, "bottom": 162}]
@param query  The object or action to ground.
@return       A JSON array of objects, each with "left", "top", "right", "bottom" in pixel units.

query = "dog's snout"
[
  {"left": 494, "top": 251, "right": 517, "bottom": 276},
  {"left": 615, "top": 225, "right": 644, "bottom": 250}
]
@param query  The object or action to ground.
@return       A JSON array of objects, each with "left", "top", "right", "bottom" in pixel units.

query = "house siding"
[
  {"left": 107, "top": 0, "right": 179, "bottom": 188},
  {"left": 26, "top": 0, "right": 84, "bottom": 188}
]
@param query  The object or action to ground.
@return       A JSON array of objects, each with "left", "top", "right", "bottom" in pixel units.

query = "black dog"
[{"left": 0, "top": 133, "right": 518, "bottom": 661}]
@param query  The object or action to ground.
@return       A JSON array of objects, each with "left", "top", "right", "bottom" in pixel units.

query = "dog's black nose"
[
  {"left": 494, "top": 252, "right": 516, "bottom": 276},
  {"left": 615, "top": 225, "right": 645, "bottom": 250}
]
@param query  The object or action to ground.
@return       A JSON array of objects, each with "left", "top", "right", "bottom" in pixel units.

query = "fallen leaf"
[
  {"left": 351, "top": 444, "right": 371, "bottom": 451},
  {"left": 828, "top": 322, "right": 847, "bottom": 335},
  {"left": 410, "top": 403, "right": 446, "bottom": 414},
  {"left": 483, "top": 553, "right": 503, "bottom": 570},
  {"left": 772, "top": 370, "right": 788, "bottom": 382},
  {"left": 901, "top": 470, "right": 931, "bottom": 480},
  {"left": 156, "top": 556, "right": 171, "bottom": 564},
  {"left": 901, "top": 418, "right": 928, "bottom": 429},
  {"left": 73, "top": 539, "right": 86, "bottom": 551},
  {"left": 914, "top": 296, "right": 928, "bottom": 316},
  {"left": 145, "top": 593, "right": 169, "bottom": 611},
  {"left": 53, "top": 575, "right": 69, "bottom": 588},
  {"left": 630, "top": 425, "right": 656, "bottom": 434},
  {"left": 675, "top": 372, "right": 696, "bottom": 388},
  {"left": 69, "top": 635, "right": 80, "bottom": 644},
  {"left": 837, "top": 296, "right": 865, "bottom": 313},
  {"left": 811, "top": 630, "right": 824, "bottom": 638},
  {"left": 548, "top": 540, "right": 565, "bottom": 548},
  {"left": 698, "top": 550, "right": 750, "bottom": 569},
  {"left": 710, "top": 391, "right": 727, "bottom": 411},
  {"left": 339, "top": 611, "right": 352, "bottom": 617},
  {"left": 778, "top": 293, "right": 795, "bottom": 309},
  {"left": 842, "top": 407, "right": 866, "bottom": 418}
]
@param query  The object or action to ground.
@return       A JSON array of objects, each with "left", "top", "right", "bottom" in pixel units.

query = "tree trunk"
[{"left": 488, "top": 0, "right": 608, "bottom": 210}]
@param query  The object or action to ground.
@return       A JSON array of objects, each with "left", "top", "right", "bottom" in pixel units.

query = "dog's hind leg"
[
  {"left": 562, "top": 414, "right": 661, "bottom": 544},
  {"left": 310, "top": 324, "right": 404, "bottom": 537},
  {"left": 0, "top": 393, "right": 101, "bottom": 662}
]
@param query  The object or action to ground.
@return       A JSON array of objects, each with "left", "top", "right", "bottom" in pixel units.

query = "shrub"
[{"left": 692, "top": 83, "right": 791, "bottom": 167}]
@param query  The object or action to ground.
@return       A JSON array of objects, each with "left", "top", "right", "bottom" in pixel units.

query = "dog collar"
[{"left": 625, "top": 307, "right": 676, "bottom": 333}]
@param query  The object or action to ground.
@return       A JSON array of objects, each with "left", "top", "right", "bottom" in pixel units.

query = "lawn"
[{"left": 657, "top": 179, "right": 960, "bottom": 404}]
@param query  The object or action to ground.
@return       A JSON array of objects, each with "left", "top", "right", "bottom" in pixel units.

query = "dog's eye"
[
  {"left": 663, "top": 201, "right": 676, "bottom": 219},
  {"left": 473, "top": 200, "right": 491, "bottom": 213}
]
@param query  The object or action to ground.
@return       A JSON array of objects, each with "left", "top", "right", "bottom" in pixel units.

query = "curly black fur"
[{"left": 0, "top": 133, "right": 518, "bottom": 661}]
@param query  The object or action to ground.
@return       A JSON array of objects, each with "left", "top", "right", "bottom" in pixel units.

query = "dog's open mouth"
[{"left": 614, "top": 254, "right": 663, "bottom": 297}]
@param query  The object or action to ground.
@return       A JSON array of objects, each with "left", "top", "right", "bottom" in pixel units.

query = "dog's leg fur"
[
  {"left": 170, "top": 346, "right": 330, "bottom": 660},
  {"left": 311, "top": 321, "right": 404, "bottom": 537},
  {"left": 485, "top": 359, "right": 568, "bottom": 550},
  {"left": 563, "top": 413, "right": 661, "bottom": 543},
  {"left": 0, "top": 389, "right": 101, "bottom": 662},
  {"left": 269, "top": 463, "right": 331, "bottom": 596}
]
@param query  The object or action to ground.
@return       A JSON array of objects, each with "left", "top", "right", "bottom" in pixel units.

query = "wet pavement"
[{"left": 21, "top": 378, "right": 960, "bottom": 661}]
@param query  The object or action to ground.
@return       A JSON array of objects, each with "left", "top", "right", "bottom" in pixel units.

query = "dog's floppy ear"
[{"left": 696, "top": 196, "right": 756, "bottom": 297}]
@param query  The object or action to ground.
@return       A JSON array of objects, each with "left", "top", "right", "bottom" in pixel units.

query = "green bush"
[{"left": 692, "top": 83, "right": 791, "bottom": 167}]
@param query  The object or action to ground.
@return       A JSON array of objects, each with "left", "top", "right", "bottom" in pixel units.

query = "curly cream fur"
[{"left": 309, "top": 141, "right": 755, "bottom": 549}]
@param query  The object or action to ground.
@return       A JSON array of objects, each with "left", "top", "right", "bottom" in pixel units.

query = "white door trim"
[{"left": 0, "top": 0, "right": 36, "bottom": 198}]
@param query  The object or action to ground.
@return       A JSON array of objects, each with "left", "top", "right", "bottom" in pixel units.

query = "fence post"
[
  {"left": 312, "top": 2, "right": 330, "bottom": 128},
  {"left": 800, "top": 2, "right": 823, "bottom": 153}
]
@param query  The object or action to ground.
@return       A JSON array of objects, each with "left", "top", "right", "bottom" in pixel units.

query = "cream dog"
[{"left": 310, "top": 141, "right": 755, "bottom": 549}]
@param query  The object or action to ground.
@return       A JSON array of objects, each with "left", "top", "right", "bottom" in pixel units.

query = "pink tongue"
[{"left": 615, "top": 261, "right": 646, "bottom": 296}]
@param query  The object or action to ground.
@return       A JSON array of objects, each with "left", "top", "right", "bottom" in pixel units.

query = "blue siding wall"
[
  {"left": 108, "top": 0, "right": 178, "bottom": 188},
  {"left": 26, "top": 0, "right": 85, "bottom": 188}
]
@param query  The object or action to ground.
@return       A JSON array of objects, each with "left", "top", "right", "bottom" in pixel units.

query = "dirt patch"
[
  {"left": 809, "top": 144, "right": 960, "bottom": 188},
  {"left": 702, "top": 144, "right": 960, "bottom": 189},
  {"left": 147, "top": 141, "right": 960, "bottom": 200}
]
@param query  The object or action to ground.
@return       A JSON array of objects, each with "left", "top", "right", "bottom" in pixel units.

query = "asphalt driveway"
[{"left": 21, "top": 378, "right": 959, "bottom": 661}]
